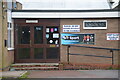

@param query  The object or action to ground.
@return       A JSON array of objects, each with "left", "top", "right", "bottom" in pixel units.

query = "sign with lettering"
[
  {"left": 26, "top": 20, "right": 38, "bottom": 23},
  {"left": 61, "top": 33, "right": 95, "bottom": 44},
  {"left": 83, "top": 20, "right": 107, "bottom": 29},
  {"left": 107, "top": 33, "right": 120, "bottom": 40},
  {"left": 63, "top": 25, "right": 80, "bottom": 32}
]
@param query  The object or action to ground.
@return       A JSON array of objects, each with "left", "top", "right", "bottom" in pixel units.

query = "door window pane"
[
  {"left": 17, "top": 48, "right": 30, "bottom": 59},
  {"left": 34, "top": 26, "right": 43, "bottom": 44},
  {"left": 34, "top": 48, "right": 43, "bottom": 59},
  {"left": 17, "top": 27, "right": 30, "bottom": 44},
  {"left": 46, "top": 48, "right": 59, "bottom": 59}
]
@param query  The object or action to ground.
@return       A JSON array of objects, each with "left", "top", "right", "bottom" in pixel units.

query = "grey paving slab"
[
  {"left": 0, "top": 72, "right": 2, "bottom": 79},
  {"left": 1, "top": 71, "right": 27, "bottom": 78},
  {"left": 28, "top": 70, "right": 119, "bottom": 78},
  {"left": 77, "top": 70, "right": 119, "bottom": 78}
]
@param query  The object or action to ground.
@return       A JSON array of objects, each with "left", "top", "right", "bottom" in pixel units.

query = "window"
[
  {"left": 34, "top": 26, "right": 43, "bottom": 44},
  {"left": 12, "top": 2, "right": 17, "bottom": 9},
  {"left": 7, "top": 23, "right": 13, "bottom": 48},
  {"left": 83, "top": 20, "right": 107, "bottom": 29},
  {"left": 7, "top": 0, "right": 12, "bottom": 9}
]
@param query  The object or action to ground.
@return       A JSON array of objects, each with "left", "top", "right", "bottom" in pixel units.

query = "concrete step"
[
  {"left": 10, "top": 63, "right": 59, "bottom": 71},
  {"left": 12, "top": 63, "right": 59, "bottom": 66},
  {"left": 10, "top": 67, "right": 59, "bottom": 71}
]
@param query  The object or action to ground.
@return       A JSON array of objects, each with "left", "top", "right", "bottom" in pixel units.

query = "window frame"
[{"left": 7, "top": 22, "right": 14, "bottom": 50}]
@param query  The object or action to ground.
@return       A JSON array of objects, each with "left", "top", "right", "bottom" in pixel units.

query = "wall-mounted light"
[
  {"left": 2, "top": 4, "right": 6, "bottom": 8},
  {"left": 109, "top": 0, "right": 115, "bottom": 5}
]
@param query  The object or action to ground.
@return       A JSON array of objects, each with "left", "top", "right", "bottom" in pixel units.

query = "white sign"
[
  {"left": 107, "top": 33, "right": 120, "bottom": 40},
  {"left": 46, "top": 28, "right": 49, "bottom": 32},
  {"left": 53, "top": 33, "right": 59, "bottom": 38},
  {"left": 55, "top": 40, "right": 58, "bottom": 44},
  {"left": 46, "top": 34, "right": 49, "bottom": 38},
  {"left": 49, "top": 40, "right": 53, "bottom": 43},
  {"left": 26, "top": 20, "right": 38, "bottom": 23},
  {"left": 83, "top": 20, "right": 107, "bottom": 29},
  {"left": 63, "top": 25, "right": 80, "bottom": 32}
]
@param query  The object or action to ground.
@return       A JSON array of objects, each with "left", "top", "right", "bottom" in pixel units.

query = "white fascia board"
[{"left": 12, "top": 12, "right": 119, "bottom": 18}]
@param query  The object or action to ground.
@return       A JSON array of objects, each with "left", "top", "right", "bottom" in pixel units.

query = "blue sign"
[{"left": 61, "top": 33, "right": 94, "bottom": 45}]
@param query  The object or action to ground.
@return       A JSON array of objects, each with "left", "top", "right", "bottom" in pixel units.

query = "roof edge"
[{"left": 12, "top": 9, "right": 120, "bottom": 12}]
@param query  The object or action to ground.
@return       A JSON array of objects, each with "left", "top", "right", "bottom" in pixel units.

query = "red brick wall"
[{"left": 60, "top": 19, "right": 119, "bottom": 65}]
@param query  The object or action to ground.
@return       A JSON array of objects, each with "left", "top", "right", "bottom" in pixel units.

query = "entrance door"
[{"left": 15, "top": 25, "right": 60, "bottom": 63}]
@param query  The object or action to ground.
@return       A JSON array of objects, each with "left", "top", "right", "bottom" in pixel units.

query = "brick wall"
[
  {"left": 0, "top": 1, "right": 21, "bottom": 71},
  {"left": 0, "top": 1, "right": 3, "bottom": 71},
  {"left": 60, "top": 19, "right": 119, "bottom": 65}
]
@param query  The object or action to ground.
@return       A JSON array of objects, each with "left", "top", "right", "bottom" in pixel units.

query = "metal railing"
[{"left": 63, "top": 45, "right": 120, "bottom": 65}]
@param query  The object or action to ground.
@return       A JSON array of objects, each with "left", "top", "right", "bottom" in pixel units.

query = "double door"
[{"left": 15, "top": 25, "right": 60, "bottom": 63}]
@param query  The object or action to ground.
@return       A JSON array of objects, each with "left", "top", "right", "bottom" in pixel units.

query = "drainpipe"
[{"left": 1, "top": 0, "right": 4, "bottom": 71}]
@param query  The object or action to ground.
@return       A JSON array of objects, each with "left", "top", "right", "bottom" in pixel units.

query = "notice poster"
[
  {"left": 107, "top": 33, "right": 120, "bottom": 40},
  {"left": 61, "top": 33, "right": 95, "bottom": 44},
  {"left": 63, "top": 25, "right": 80, "bottom": 32},
  {"left": 53, "top": 33, "right": 59, "bottom": 38},
  {"left": 51, "top": 28, "right": 54, "bottom": 32},
  {"left": 46, "top": 28, "right": 49, "bottom": 32}
]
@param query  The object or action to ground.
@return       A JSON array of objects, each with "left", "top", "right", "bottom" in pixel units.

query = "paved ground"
[
  {"left": 1, "top": 71, "right": 27, "bottom": 78},
  {"left": 0, "top": 70, "right": 119, "bottom": 78},
  {"left": 28, "top": 70, "right": 119, "bottom": 78}
]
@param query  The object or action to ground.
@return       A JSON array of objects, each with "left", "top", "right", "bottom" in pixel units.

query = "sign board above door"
[{"left": 26, "top": 20, "right": 38, "bottom": 23}]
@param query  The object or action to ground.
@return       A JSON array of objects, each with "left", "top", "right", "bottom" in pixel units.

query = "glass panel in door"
[
  {"left": 17, "top": 48, "right": 30, "bottom": 59},
  {"left": 34, "top": 48, "right": 44, "bottom": 59},
  {"left": 34, "top": 26, "right": 43, "bottom": 44},
  {"left": 17, "top": 26, "right": 30, "bottom": 44},
  {"left": 46, "top": 48, "right": 59, "bottom": 59}
]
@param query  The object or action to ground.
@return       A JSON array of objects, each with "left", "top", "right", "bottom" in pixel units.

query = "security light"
[{"left": 109, "top": 0, "right": 115, "bottom": 5}]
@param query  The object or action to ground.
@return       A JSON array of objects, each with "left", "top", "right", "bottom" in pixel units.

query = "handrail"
[
  {"left": 62, "top": 44, "right": 120, "bottom": 51},
  {"left": 69, "top": 53, "right": 112, "bottom": 58},
  {"left": 62, "top": 44, "right": 120, "bottom": 65}
]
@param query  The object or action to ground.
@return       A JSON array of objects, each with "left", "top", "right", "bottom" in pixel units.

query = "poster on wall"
[
  {"left": 46, "top": 27, "right": 59, "bottom": 44},
  {"left": 107, "top": 33, "right": 120, "bottom": 40},
  {"left": 63, "top": 25, "right": 80, "bottom": 32},
  {"left": 61, "top": 33, "right": 95, "bottom": 45}
]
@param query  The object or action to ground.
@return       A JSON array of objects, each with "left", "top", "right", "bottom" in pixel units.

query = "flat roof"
[{"left": 12, "top": 9, "right": 119, "bottom": 12}]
